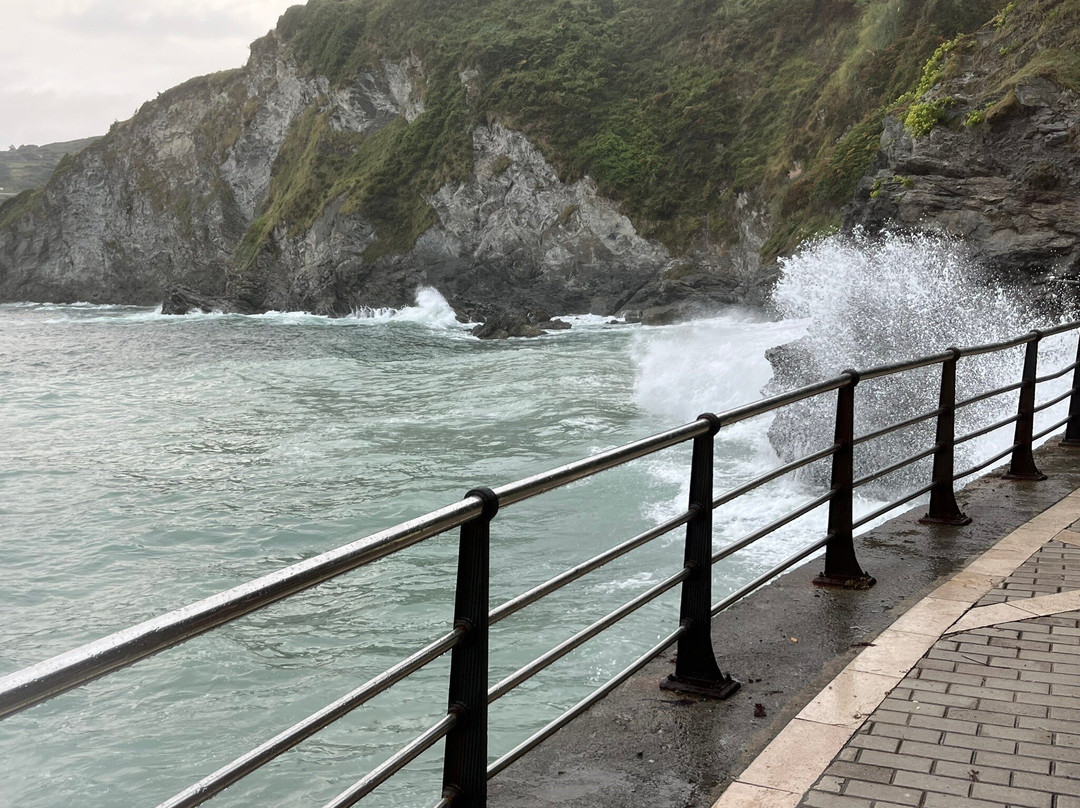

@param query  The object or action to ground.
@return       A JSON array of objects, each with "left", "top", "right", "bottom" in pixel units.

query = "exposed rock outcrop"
[{"left": 846, "top": 4, "right": 1080, "bottom": 291}]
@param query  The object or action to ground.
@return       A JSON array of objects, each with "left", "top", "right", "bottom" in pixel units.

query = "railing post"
[
  {"left": 814, "top": 371, "right": 876, "bottom": 589},
  {"left": 1062, "top": 332, "right": 1080, "bottom": 446},
  {"left": 441, "top": 487, "right": 498, "bottom": 808},
  {"left": 1004, "top": 332, "right": 1048, "bottom": 481},
  {"left": 920, "top": 349, "right": 972, "bottom": 525},
  {"left": 661, "top": 413, "right": 739, "bottom": 699}
]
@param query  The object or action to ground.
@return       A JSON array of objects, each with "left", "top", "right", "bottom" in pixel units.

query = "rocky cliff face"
[
  {"left": 251, "top": 122, "right": 758, "bottom": 321},
  {"left": 0, "top": 36, "right": 427, "bottom": 307},
  {"left": 0, "top": 34, "right": 756, "bottom": 320},
  {"left": 846, "top": 0, "right": 1080, "bottom": 292},
  {"left": 2, "top": 0, "right": 999, "bottom": 321}
]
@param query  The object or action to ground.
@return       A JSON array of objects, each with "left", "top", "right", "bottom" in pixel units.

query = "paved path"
[{"left": 715, "top": 490, "right": 1080, "bottom": 808}]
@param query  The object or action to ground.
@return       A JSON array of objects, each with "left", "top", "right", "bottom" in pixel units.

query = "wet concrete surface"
[{"left": 488, "top": 440, "right": 1080, "bottom": 808}]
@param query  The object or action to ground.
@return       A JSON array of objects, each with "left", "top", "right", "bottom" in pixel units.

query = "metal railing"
[{"left": 4, "top": 322, "right": 1080, "bottom": 807}]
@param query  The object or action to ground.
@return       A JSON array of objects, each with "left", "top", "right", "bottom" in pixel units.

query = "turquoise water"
[{"left": 0, "top": 298, "right": 818, "bottom": 808}]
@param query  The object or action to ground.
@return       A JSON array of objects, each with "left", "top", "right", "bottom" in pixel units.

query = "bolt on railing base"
[
  {"left": 812, "top": 572, "right": 877, "bottom": 590},
  {"left": 659, "top": 673, "right": 740, "bottom": 700},
  {"left": 918, "top": 513, "right": 973, "bottom": 526}
]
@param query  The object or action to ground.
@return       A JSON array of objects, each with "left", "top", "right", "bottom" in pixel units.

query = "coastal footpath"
[
  {"left": 3, "top": 0, "right": 1078, "bottom": 323},
  {"left": 490, "top": 440, "right": 1080, "bottom": 807}
]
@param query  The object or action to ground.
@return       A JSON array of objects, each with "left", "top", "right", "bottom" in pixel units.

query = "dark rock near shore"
[
  {"left": 470, "top": 309, "right": 572, "bottom": 339},
  {"left": 161, "top": 285, "right": 257, "bottom": 315}
]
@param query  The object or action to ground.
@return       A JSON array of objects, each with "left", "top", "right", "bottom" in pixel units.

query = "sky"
[{"left": 1, "top": 0, "right": 291, "bottom": 148}]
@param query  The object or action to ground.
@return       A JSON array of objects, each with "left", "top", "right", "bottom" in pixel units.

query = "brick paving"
[
  {"left": 976, "top": 538, "right": 1080, "bottom": 605},
  {"left": 798, "top": 537, "right": 1080, "bottom": 808}
]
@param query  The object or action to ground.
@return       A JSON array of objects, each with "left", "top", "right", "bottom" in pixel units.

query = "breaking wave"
[{"left": 768, "top": 231, "right": 1075, "bottom": 492}]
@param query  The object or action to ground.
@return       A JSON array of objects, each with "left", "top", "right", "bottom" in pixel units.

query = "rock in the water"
[
  {"left": 470, "top": 309, "right": 573, "bottom": 339},
  {"left": 161, "top": 285, "right": 254, "bottom": 315}
]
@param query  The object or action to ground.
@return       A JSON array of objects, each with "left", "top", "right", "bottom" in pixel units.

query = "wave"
[{"left": 349, "top": 287, "right": 467, "bottom": 329}]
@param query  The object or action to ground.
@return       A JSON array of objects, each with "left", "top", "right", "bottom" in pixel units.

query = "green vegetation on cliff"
[
  {"left": 886, "top": 0, "right": 1080, "bottom": 143},
  {"left": 255, "top": 0, "right": 1006, "bottom": 263},
  {"left": 0, "top": 0, "right": 1014, "bottom": 268}
]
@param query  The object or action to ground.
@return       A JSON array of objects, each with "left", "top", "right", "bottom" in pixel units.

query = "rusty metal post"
[
  {"left": 814, "top": 372, "right": 876, "bottom": 589},
  {"left": 1004, "top": 333, "right": 1048, "bottom": 481},
  {"left": 1063, "top": 332, "right": 1080, "bottom": 446},
  {"left": 661, "top": 413, "right": 739, "bottom": 699},
  {"left": 441, "top": 487, "right": 498, "bottom": 808},
  {"left": 920, "top": 349, "right": 972, "bottom": 525}
]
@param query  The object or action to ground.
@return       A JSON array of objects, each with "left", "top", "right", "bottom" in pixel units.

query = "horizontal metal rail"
[
  {"left": 713, "top": 445, "right": 837, "bottom": 509},
  {"left": 490, "top": 419, "right": 709, "bottom": 508},
  {"left": 322, "top": 713, "right": 457, "bottom": 808},
  {"left": 429, "top": 799, "right": 452, "bottom": 808},
  {"left": 489, "top": 509, "right": 695, "bottom": 626},
  {"left": 156, "top": 629, "right": 463, "bottom": 808},
  {"left": 954, "top": 413, "right": 1020, "bottom": 447},
  {"left": 859, "top": 351, "right": 953, "bottom": 381},
  {"left": 711, "top": 490, "right": 835, "bottom": 566},
  {"left": 1033, "top": 415, "right": 1073, "bottom": 443},
  {"left": 717, "top": 375, "right": 852, "bottom": 427},
  {"left": 486, "top": 626, "right": 685, "bottom": 779},
  {"left": 1035, "top": 388, "right": 1075, "bottom": 414},
  {"left": 853, "top": 407, "right": 942, "bottom": 447},
  {"left": 488, "top": 567, "right": 691, "bottom": 703},
  {"left": 0, "top": 497, "right": 483, "bottom": 721},
  {"left": 711, "top": 535, "right": 831, "bottom": 617},
  {"left": 1037, "top": 321, "right": 1077, "bottom": 338},
  {"left": 851, "top": 482, "right": 935, "bottom": 531},
  {"left": 955, "top": 381, "right": 1024, "bottom": 410},
  {"left": 1037, "top": 361, "right": 1079, "bottom": 384},
  {"left": 959, "top": 332, "right": 1037, "bottom": 358},
  {"left": 853, "top": 445, "right": 937, "bottom": 489},
  {"left": 954, "top": 443, "right": 1021, "bottom": 481}
]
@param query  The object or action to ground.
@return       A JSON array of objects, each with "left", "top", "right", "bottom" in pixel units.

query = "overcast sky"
[{"left": 1, "top": 0, "right": 291, "bottom": 148}]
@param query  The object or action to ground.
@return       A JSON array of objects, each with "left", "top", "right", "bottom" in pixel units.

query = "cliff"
[
  {"left": 0, "top": 0, "right": 1009, "bottom": 318},
  {"left": 847, "top": 0, "right": 1080, "bottom": 287}
]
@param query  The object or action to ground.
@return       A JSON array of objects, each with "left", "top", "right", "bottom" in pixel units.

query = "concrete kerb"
[{"left": 711, "top": 481, "right": 1080, "bottom": 807}]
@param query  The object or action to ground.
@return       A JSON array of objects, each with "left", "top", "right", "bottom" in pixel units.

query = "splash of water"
[
  {"left": 350, "top": 286, "right": 465, "bottom": 329},
  {"left": 767, "top": 230, "right": 1073, "bottom": 491}
]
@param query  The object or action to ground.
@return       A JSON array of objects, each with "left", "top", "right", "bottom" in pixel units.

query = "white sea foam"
[
  {"left": 770, "top": 230, "right": 1075, "bottom": 489},
  {"left": 629, "top": 230, "right": 1077, "bottom": 567},
  {"left": 350, "top": 286, "right": 466, "bottom": 329}
]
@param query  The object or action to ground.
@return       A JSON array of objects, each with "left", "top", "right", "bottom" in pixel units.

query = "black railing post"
[
  {"left": 1062, "top": 332, "right": 1080, "bottom": 446},
  {"left": 920, "top": 349, "right": 972, "bottom": 525},
  {"left": 661, "top": 413, "right": 739, "bottom": 699},
  {"left": 1004, "top": 333, "right": 1048, "bottom": 481},
  {"left": 814, "top": 371, "right": 876, "bottom": 589},
  {"left": 441, "top": 487, "right": 498, "bottom": 808}
]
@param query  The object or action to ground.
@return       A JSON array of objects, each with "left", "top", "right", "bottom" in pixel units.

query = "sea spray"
[
  {"left": 350, "top": 286, "right": 465, "bottom": 329},
  {"left": 767, "top": 230, "right": 1073, "bottom": 493}
]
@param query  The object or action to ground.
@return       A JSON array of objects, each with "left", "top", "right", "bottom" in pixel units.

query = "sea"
[{"left": 0, "top": 232, "right": 1073, "bottom": 807}]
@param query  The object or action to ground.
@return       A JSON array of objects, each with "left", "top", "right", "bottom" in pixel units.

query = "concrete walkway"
[{"left": 715, "top": 488, "right": 1080, "bottom": 808}]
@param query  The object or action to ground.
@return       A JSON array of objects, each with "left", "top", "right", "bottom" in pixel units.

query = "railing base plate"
[
  {"left": 918, "top": 513, "right": 972, "bottom": 526},
  {"left": 1001, "top": 472, "right": 1048, "bottom": 481},
  {"left": 1060, "top": 438, "right": 1080, "bottom": 447},
  {"left": 659, "top": 674, "right": 740, "bottom": 700},
  {"left": 812, "top": 572, "right": 877, "bottom": 590}
]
